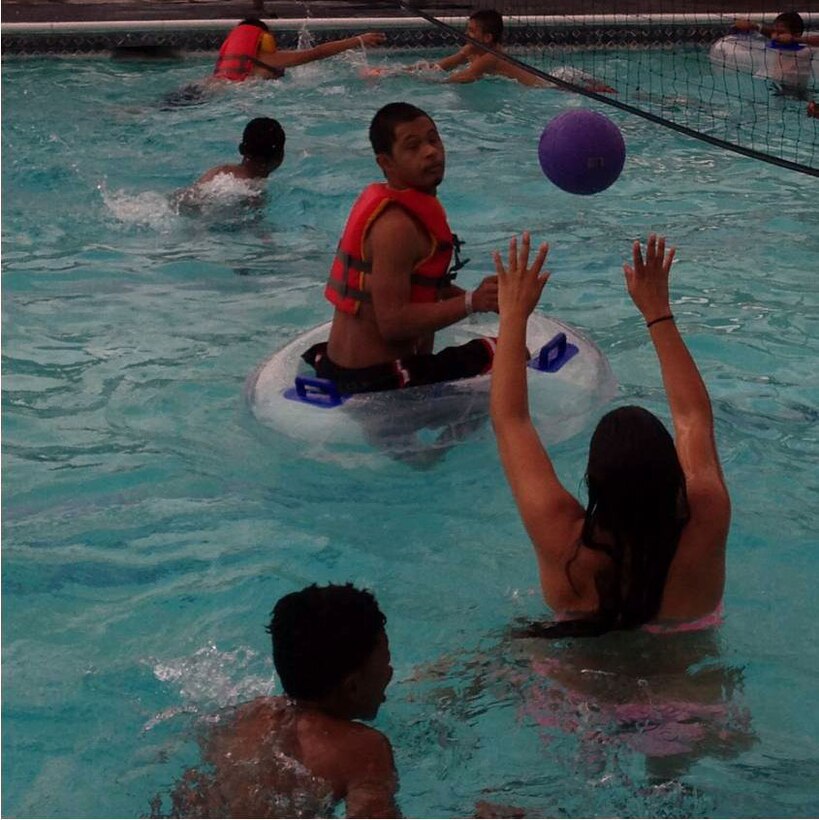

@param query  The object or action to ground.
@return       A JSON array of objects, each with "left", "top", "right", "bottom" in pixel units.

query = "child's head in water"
[
  {"left": 267, "top": 583, "right": 393, "bottom": 720},
  {"left": 240, "top": 117, "right": 286, "bottom": 174}
]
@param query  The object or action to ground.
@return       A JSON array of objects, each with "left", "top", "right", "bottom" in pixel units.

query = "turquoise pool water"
[{"left": 3, "top": 49, "right": 818, "bottom": 818}]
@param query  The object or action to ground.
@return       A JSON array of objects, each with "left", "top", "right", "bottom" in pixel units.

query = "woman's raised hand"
[
  {"left": 493, "top": 232, "right": 550, "bottom": 320},
  {"left": 623, "top": 234, "right": 675, "bottom": 324}
]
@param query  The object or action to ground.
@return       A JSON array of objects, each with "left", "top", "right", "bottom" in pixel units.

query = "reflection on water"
[
  {"left": 515, "top": 628, "right": 755, "bottom": 784},
  {"left": 401, "top": 626, "right": 755, "bottom": 816}
]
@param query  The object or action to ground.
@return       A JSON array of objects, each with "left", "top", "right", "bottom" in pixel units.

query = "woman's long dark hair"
[{"left": 516, "top": 406, "right": 690, "bottom": 640}]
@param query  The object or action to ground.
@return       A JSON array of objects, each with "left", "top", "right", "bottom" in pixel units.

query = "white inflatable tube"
[
  {"left": 709, "top": 33, "right": 818, "bottom": 87},
  {"left": 246, "top": 316, "right": 616, "bottom": 461}
]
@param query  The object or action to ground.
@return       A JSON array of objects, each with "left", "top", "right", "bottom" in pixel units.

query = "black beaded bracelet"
[{"left": 646, "top": 314, "right": 675, "bottom": 329}]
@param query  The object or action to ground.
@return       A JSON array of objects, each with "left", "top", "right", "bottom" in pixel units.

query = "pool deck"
[{"left": 1, "top": 0, "right": 790, "bottom": 25}]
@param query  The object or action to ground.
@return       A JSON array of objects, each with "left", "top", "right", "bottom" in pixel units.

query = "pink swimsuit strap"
[
  {"left": 550, "top": 602, "right": 724, "bottom": 634},
  {"left": 642, "top": 601, "right": 724, "bottom": 634}
]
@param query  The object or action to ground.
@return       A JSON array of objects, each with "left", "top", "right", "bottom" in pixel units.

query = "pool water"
[{"left": 3, "top": 48, "right": 818, "bottom": 818}]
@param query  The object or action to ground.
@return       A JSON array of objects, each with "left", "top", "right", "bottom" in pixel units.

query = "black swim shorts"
[{"left": 302, "top": 338, "right": 496, "bottom": 395}]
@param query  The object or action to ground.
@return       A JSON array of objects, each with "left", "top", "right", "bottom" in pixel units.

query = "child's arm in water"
[
  {"left": 257, "top": 31, "right": 385, "bottom": 69},
  {"left": 446, "top": 51, "right": 498, "bottom": 83},
  {"left": 435, "top": 45, "right": 472, "bottom": 71},
  {"left": 359, "top": 47, "right": 467, "bottom": 80}
]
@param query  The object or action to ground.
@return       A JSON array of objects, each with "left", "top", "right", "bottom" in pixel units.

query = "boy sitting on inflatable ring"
[{"left": 732, "top": 11, "right": 819, "bottom": 47}]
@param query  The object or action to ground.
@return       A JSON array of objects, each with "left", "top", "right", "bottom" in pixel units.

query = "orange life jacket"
[
  {"left": 213, "top": 24, "right": 283, "bottom": 81},
  {"left": 325, "top": 183, "right": 457, "bottom": 315}
]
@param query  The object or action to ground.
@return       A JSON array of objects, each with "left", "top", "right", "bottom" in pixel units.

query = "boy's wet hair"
[
  {"left": 470, "top": 9, "right": 504, "bottom": 44},
  {"left": 268, "top": 583, "right": 386, "bottom": 700},
  {"left": 240, "top": 117, "right": 286, "bottom": 163},
  {"left": 773, "top": 11, "right": 804, "bottom": 36},
  {"left": 369, "top": 102, "right": 433, "bottom": 155}
]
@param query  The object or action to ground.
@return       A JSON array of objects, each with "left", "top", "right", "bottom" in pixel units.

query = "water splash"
[
  {"left": 173, "top": 173, "right": 267, "bottom": 214},
  {"left": 100, "top": 182, "right": 177, "bottom": 230},
  {"left": 297, "top": 20, "right": 315, "bottom": 52},
  {"left": 144, "top": 644, "right": 275, "bottom": 731}
]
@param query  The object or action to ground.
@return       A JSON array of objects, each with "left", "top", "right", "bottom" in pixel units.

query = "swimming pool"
[{"left": 2, "top": 47, "right": 818, "bottom": 818}]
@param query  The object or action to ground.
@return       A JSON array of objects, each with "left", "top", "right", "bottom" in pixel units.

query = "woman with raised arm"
[{"left": 490, "top": 233, "right": 730, "bottom": 636}]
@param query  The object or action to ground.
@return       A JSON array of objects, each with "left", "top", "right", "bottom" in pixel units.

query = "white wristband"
[{"left": 464, "top": 289, "right": 474, "bottom": 316}]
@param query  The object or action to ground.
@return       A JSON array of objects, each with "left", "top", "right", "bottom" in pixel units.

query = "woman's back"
[{"left": 490, "top": 233, "right": 730, "bottom": 633}]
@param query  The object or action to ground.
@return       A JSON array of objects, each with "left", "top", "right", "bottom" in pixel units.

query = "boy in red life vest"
[
  {"left": 303, "top": 102, "right": 500, "bottom": 394},
  {"left": 213, "top": 18, "right": 386, "bottom": 82},
  {"left": 162, "top": 584, "right": 399, "bottom": 819}
]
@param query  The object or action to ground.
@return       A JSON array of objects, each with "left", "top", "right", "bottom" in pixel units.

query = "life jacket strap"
[
  {"left": 447, "top": 232, "right": 470, "bottom": 280},
  {"left": 335, "top": 248, "right": 372, "bottom": 273},
  {"left": 326, "top": 275, "right": 372, "bottom": 303}
]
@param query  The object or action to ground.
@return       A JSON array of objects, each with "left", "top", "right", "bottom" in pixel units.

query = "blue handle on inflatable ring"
[
  {"left": 529, "top": 332, "right": 579, "bottom": 373},
  {"left": 283, "top": 376, "right": 347, "bottom": 408}
]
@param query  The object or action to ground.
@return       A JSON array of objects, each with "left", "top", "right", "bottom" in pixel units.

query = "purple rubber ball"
[{"left": 538, "top": 110, "right": 626, "bottom": 195}]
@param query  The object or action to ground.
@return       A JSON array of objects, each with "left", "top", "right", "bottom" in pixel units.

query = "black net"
[{"left": 400, "top": 1, "right": 819, "bottom": 175}]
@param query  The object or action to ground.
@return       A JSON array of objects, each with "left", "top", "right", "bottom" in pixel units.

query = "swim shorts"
[{"left": 302, "top": 337, "right": 497, "bottom": 395}]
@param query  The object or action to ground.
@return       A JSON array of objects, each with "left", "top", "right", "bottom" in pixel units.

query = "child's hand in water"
[
  {"left": 359, "top": 66, "right": 389, "bottom": 79},
  {"left": 494, "top": 232, "right": 550, "bottom": 320},
  {"left": 356, "top": 32, "right": 387, "bottom": 47}
]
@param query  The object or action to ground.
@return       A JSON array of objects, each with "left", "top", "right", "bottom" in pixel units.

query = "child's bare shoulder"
[{"left": 302, "top": 714, "right": 393, "bottom": 775}]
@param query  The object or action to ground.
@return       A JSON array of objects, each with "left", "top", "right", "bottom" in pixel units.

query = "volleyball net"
[{"left": 399, "top": 2, "right": 819, "bottom": 176}]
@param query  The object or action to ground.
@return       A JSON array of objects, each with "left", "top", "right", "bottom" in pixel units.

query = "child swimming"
[
  {"left": 162, "top": 583, "right": 398, "bottom": 818},
  {"left": 173, "top": 117, "right": 285, "bottom": 213}
]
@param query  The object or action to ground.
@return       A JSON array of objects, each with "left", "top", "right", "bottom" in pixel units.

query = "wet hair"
[
  {"left": 470, "top": 10, "right": 504, "bottom": 44},
  {"left": 267, "top": 583, "right": 387, "bottom": 700},
  {"left": 773, "top": 11, "right": 804, "bottom": 36},
  {"left": 238, "top": 18, "right": 270, "bottom": 32},
  {"left": 240, "top": 117, "right": 286, "bottom": 164},
  {"left": 369, "top": 102, "right": 433, "bottom": 155},
  {"left": 518, "top": 406, "right": 690, "bottom": 639}
]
